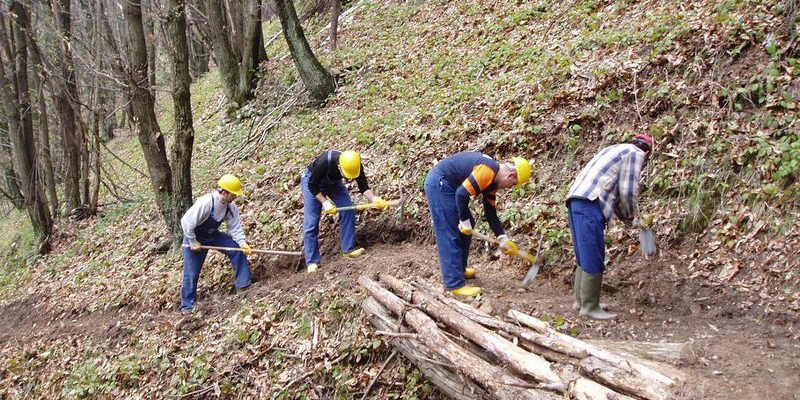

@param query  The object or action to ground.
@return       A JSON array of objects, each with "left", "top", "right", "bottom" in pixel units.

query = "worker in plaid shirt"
[{"left": 566, "top": 134, "right": 654, "bottom": 320}]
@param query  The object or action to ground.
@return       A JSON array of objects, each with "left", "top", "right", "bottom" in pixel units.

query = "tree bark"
[
  {"left": 186, "top": 0, "right": 210, "bottom": 79},
  {"left": 52, "top": 0, "right": 82, "bottom": 213},
  {"left": 358, "top": 275, "right": 561, "bottom": 400},
  {"left": 1, "top": 1, "right": 52, "bottom": 253},
  {"left": 362, "top": 297, "right": 492, "bottom": 400},
  {"left": 274, "top": 0, "right": 335, "bottom": 103},
  {"left": 167, "top": 0, "right": 196, "bottom": 244},
  {"left": 328, "top": 0, "right": 339, "bottom": 51},
  {"left": 28, "top": 39, "right": 59, "bottom": 218},
  {"left": 206, "top": 0, "right": 241, "bottom": 105},
  {"left": 378, "top": 273, "right": 561, "bottom": 384},
  {"left": 238, "top": 0, "right": 265, "bottom": 102},
  {"left": 123, "top": 0, "right": 178, "bottom": 238}
]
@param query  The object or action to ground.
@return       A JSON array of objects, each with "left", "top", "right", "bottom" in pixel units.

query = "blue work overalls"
[
  {"left": 424, "top": 169, "right": 475, "bottom": 291},
  {"left": 301, "top": 152, "right": 357, "bottom": 267},
  {"left": 181, "top": 196, "right": 251, "bottom": 311}
]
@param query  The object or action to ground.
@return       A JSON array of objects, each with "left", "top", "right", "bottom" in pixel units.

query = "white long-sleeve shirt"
[{"left": 181, "top": 191, "right": 246, "bottom": 245}]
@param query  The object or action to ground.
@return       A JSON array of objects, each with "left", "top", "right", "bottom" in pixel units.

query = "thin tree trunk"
[
  {"left": 329, "top": 0, "right": 339, "bottom": 51},
  {"left": 274, "top": 0, "right": 334, "bottom": 103},
  {"left": 167, "top": 0, "right": 195, "bottom": 245},
  {"left": 1, "top": 2, "right": 52, "bottom": 253},
  {"left": 206, "top": 0, "right": 241, "bottom": 105},
  {"left": 29, "top": 41, "right": 59, "bottom": 218},
  {"left": 237, "top": 0, "right": 264, "bottom": 103},
  {"left": 52, "top": 0, "right": 82, "bottom": 212},
  {"left": 123, "top": 0, "right": 178, "bottom": 238}
]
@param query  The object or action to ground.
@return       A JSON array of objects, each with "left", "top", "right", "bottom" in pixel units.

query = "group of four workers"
[{"left": 179, "top": 133, "right": 655, "bottom": 320}]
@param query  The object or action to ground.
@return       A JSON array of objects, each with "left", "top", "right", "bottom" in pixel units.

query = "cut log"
[
  {"left": 358, "top": 275, "right": 561, "bottom": 400},
  {"left": 580, "top": 356, "right": 673, "bottom": 400},
  {"left": 509, "top": 309, "right": 678, "bottom": 400},
  {"left": 362, "top": 297, "right": 490, "bottom": 400},
  {"left": 587, "top": 340, "right": 695, "bottom": 366},
  {"left": 378, "top": 273, "right": 561, "bottom": 384},
  {"left": 414, "top": 280, "right": 589, "bottom": 360}
]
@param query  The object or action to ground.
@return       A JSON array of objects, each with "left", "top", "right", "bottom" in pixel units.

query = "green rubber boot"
[
  {"left": 579, "top": 273, "right": 617, "bottom": 320},
  {"left": 572, "top": 268, "right": 583, "bottom": 311}
]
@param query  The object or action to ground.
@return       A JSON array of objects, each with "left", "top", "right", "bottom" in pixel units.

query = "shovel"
[
  {"left": 634, "top": 217, "right": 657, "bottom": 256},
  {"left": 471, "top": 230, "right": 541, "bottom": 267},
  {"left": 522, "top": 236, "right": 545, "bottom": 286},
  {"left": 182, "top": 244, "right": 302, "bottom": 257}
]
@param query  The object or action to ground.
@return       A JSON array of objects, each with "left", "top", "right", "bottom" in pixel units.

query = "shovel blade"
[
  {"left": 639, "top": 229, "right": 657, "bottom": 256},
  {"left": 522, "top": 265, "right": 540, "bottom": 286}
]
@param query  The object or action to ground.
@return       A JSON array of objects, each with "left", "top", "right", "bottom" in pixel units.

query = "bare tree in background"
[
  {"left": 0, "top": 1, "right": 53, "bottom": 253},
  {"left": 123, "top": 0, "right": 179, "bottom": 236},
  {"left": 329, "top": 0, "right": 339, "bottom": 51},
  {"left": 274, "top": 0, "right": 335, "bottom": 102},
  {"left": 166, "top": 0, "right": 196, "bottom": 243},
  {"left": 206, "top": 0, "right": 266, "bottom": 108}
]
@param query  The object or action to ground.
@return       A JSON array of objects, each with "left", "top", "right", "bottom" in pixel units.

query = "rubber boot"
[
  {"left": 573, "top": 269, "right": 608, "bottom": 311},
  {"left": 307, "top": 263, "right": 318, "bottom": 273},
  {"left": 579, "top": 273, "right": 617, "bottom": 320},
  {"left": 572, "top": 268, "right": 583, "bottom": 311},
  {"left": 449, "top": 286, "right": 481, "bottom": 297},
  {"left": 464, "top": 267, "right": 476, "bottom": 279}
]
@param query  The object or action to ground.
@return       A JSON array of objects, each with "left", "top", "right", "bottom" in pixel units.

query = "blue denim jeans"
[
  {"left": 567, "top": 198, "right": 606, "bottom": 275},
  {"left": 301, "top": 169, "right": 356, "bottom": 266},
  {"left": 424, "top": 169, "right": 473, "bottom": 290},
  {"left": 181, "top": 233, "right": 251, "bottom": 311}
]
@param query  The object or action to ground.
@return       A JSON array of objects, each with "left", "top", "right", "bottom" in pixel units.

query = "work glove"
[
  {"left": 241, "top": 242, "right": 252, "bottom": 255},
  {"left": 323, "top": 200, "right": 337, "bottom": 215},
  {"left": 374, "top": 197, "right": 388, "bottom": 210},
  {"left": 458, "top": 220, "right": 473, "bottom": 235},
  {"left": 189, "top": 239, "right": 202, "bottom": 251},
  {"left": 498, "top": 235, "right": 518, "bottom": 256}
]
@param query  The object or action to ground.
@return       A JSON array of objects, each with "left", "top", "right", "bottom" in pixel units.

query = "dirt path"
[{"left": 2, "top": 240, "right": 797, "bottom": 399}]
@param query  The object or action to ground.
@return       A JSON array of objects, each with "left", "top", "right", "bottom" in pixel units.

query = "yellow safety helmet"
[
  {"left": 218, "top": 174, "right": 243, "bottom": 196},
  {"left": 339, "top": 150, "right": 361, "bottom": 179},
  {"left": 512, "top": 157, "right": 532, "bottom": 188}
]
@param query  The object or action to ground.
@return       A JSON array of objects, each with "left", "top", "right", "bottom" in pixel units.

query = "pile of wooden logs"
[{"left": 359, "top": 273, "right": 688, "bottom": 400}]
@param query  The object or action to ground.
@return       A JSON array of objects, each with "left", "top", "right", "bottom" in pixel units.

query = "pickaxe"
[{"left": 181, "top": 244, "right": 302, "bottom": 257}]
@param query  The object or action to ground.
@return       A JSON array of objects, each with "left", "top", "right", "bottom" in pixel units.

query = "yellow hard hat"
[
  {"left": 339, "top": 150, "right": 361, "bottom": 179},
  {"left": 512, "top": 157, "right": 532, "bottom": 188},
  {"left": 218, "top": 174, "right": 243, "bottom": 196}
]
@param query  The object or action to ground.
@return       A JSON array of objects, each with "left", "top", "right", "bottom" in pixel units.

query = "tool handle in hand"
[
  {"left": 181, "top": 244, "right": 302, "bottom": 256},
  {"left": 335, "top": 199, "right": 401, "bottom": 212},
  {"left": 471, "top": 231, "right": 536, "bottom": 264}
]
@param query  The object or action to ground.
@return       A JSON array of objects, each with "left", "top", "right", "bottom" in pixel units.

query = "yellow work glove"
[
  {"left": 323, "top": 200, "right": 337, "bottom": 215},
  {"left": 374, "top": 197, "right": 388, "bottom": 210},
  {"left": 241, "top": 242, "right": 252, "bottom": 255},
  {"left": 189, "top": 239, "right": 202, "bottom": 251},
  {"left": 498, "top": 235, "right": 518, "bottom": 256},
  {"left": 458, "top": 220, "right": 473, "bottom": 235}
]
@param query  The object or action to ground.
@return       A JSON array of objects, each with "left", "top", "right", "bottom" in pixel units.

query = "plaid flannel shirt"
[{"left": 566, "top": 143, "right": 646, "bottom": 223}]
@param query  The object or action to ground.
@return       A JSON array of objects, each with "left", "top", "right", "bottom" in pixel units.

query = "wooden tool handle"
[
  {"left": 181, "top": 244, "right": 302, "bottom": 256},
  {"left": 470, "top": 231, "right": 536, "bottom": 264}
]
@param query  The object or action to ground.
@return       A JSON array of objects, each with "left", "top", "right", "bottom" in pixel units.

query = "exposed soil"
[{"left": 2, "top": 226, "right": 797, "bottom": 399}]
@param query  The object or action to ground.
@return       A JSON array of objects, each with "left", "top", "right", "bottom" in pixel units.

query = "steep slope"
[{"left": 0, "top": 0, "right": 798, "bottom": 398}]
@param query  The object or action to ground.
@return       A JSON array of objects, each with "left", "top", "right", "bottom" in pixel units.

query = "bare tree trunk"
[
  {"left": 29, "top": 40, "right": 59, "bottom": 218},
  {"left": 206, "top": 0, "right": 241, "bottom": 105},
  {"left": 144, "top": 0, "right": 158, "bottom": 88},
  {"left": 0, "top": 126, "right": 24, "bottom": 210},
  {"left": 225, "top": 0, "right": 244, "bottom": 61},
  {"left": 274, "top": 0, "right": 334, "bottom": 103},
  {"left": 186, "top": 0, "right": 210, "bottom": 79},
  {"left": 1, "top": 1, "right": 52, "bottom": 253},
  {"left": 52, "top": 0, "right": 82, "bottom": 213},
  {"left": 167, "top": 0, "right": 195, "bottom": 245},
  {"left": 123, "top": 0, "right": 178, "bottom": 238},
  {"left": 329, "top": 0, "right": 339, "bottom": 51},
  {"left": 237, "top": 0, "right": 265, "bottom": 102}
]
